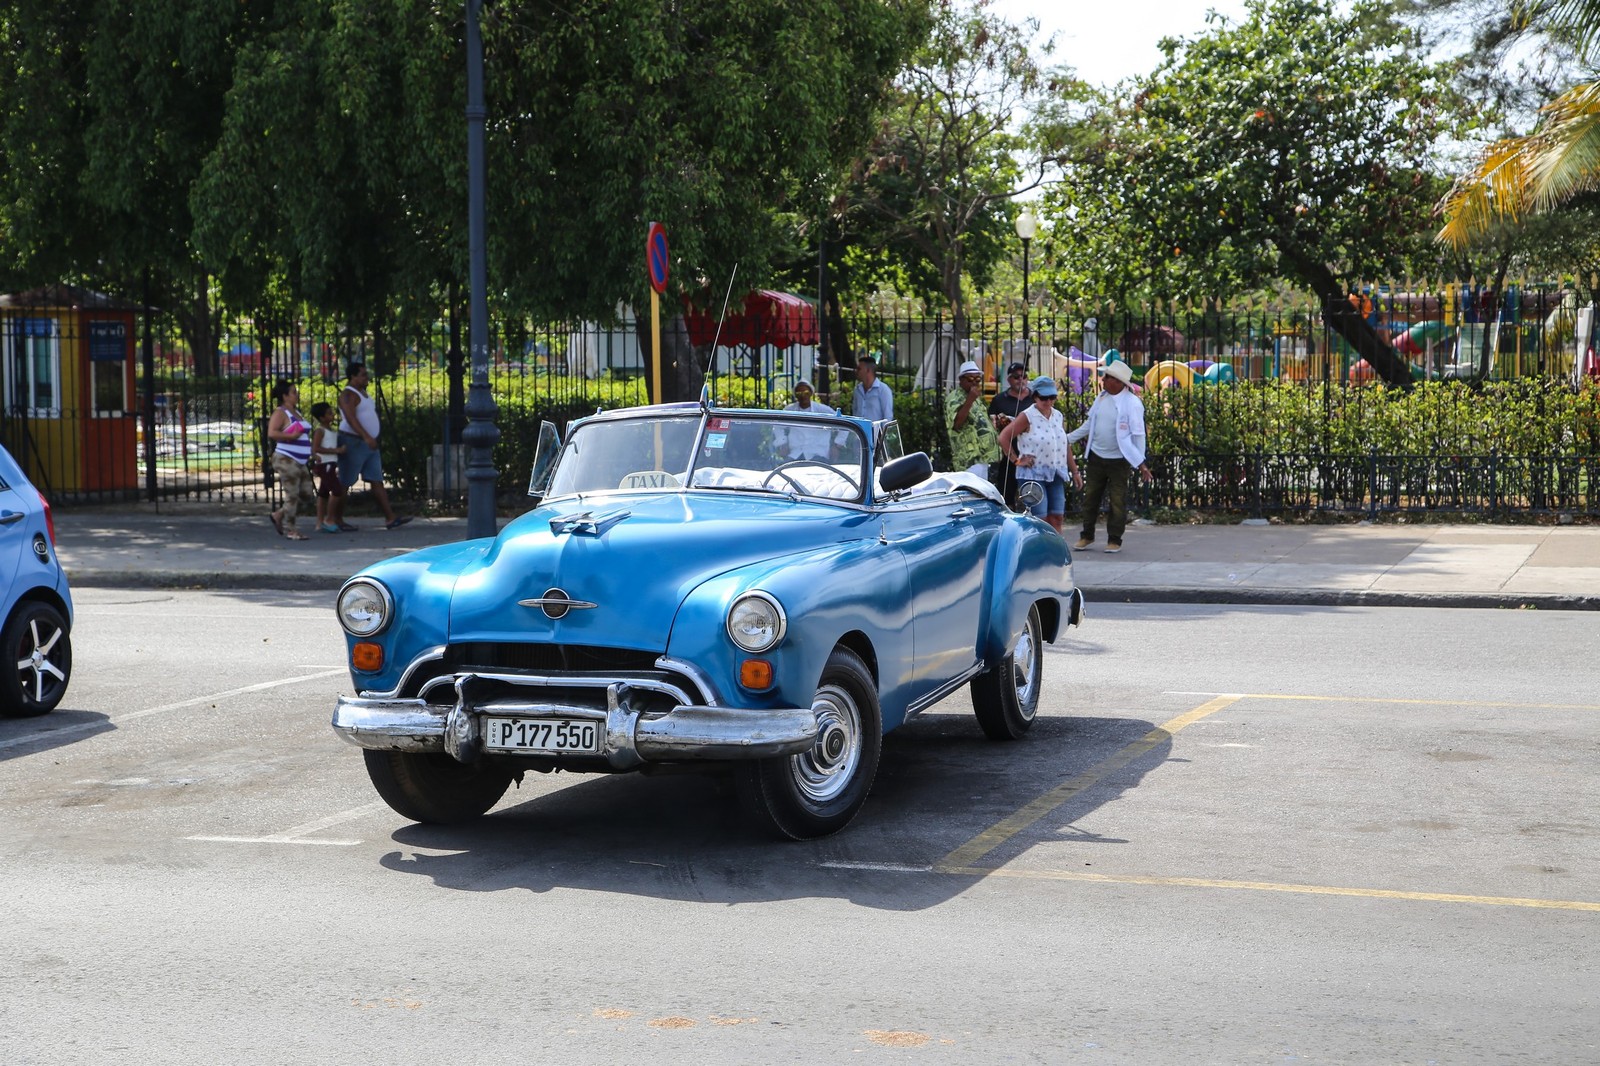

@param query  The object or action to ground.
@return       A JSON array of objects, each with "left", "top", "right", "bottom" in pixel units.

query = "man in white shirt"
[
  {"left": 1064, "top": 359, "right": 1152, "bottom": 553},
  {"left": 777, "top": 380, "right": 837, "bottom": 460}
]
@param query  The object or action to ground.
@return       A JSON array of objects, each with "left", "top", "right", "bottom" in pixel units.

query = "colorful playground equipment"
[
  {"left": 1056, "top": 346, "right": 1102, "bottom": 393},
  {"left": 1144, "top": 358, "right": 1238, "bottom": 389}
]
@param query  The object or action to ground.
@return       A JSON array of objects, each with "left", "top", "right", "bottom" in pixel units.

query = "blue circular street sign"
[{"left": 647, "top": 222, "right": 669, "bottom": 294}]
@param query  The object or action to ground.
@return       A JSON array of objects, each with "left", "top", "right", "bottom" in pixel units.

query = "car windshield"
[{"left": 546, "top": 412, "right": 868, "bottom": 503}]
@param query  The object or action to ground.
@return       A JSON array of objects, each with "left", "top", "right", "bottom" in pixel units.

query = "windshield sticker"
[{"left": 704, "top": 432, "right": 728, "bottom": 450}]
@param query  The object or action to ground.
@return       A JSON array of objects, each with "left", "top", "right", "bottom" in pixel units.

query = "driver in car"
[{"left": 775, "top": 380, "right": 838, "bottom": 461}]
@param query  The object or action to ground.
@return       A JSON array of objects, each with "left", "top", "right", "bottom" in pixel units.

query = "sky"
[{"left": 986, "top": 0, "right": 1250, "bottom": 88}]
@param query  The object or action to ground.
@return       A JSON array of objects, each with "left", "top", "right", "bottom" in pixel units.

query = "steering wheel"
[{"left": 761, "top": 459, "right": 861, "bottom": 496}]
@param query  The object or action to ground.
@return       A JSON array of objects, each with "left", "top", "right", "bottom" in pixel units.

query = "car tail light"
[{"left": 37, "top": 491, "right": 55, "bottom": 548}]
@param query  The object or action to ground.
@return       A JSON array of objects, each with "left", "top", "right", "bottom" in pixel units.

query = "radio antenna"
[{"left": 702, "top": 264, "right": 740, "bottom": 408}]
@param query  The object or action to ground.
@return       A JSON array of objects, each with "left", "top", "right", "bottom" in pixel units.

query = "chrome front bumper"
[{"left": 332, "top": 681, "right": 819, "bottom": 770}]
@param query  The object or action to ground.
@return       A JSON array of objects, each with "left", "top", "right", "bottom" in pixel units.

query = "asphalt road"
[{"left": 2, "top": 593, "right": 1597, "bottom": 1065}]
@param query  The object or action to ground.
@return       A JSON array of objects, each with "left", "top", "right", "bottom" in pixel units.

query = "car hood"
[{"left": 446, "top": 491, "right": 876, "bottom": 651}]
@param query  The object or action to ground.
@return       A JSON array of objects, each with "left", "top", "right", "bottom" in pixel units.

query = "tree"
[
  {"left": 1437, "top": 1, "right": 1600, "bottom": 244},
  {"left": 3, "top": 1, "right": 926, "bottom": 401},
  {"left": 1043, "top": 0, "right": 1460, "bottom": 385},
  {"left": 825, "top": 0, "right": 1081, "bottom": 338}
]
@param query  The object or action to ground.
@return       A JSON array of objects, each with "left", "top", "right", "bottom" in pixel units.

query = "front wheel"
[
  {"left": 0, "top": 601, "right": 72, "bottom": 718},
  {"left": 739, "top": 647, "right": 882, "bottom": 840},
  {"left": 970, "top": 603, "right": 1043, "bottom": 740},
  {"left": 362, "top": 749, "right": 513, "bottom": 823}
]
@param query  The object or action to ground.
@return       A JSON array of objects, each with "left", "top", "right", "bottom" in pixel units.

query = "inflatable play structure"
[
  {"left": 1053, "top": 345, "right": 1103, "bottom": 393},
  {"left": 1143, "top": 357, "right": 1237, "bottom": 389}
]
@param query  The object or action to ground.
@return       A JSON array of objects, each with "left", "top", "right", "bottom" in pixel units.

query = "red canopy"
[{"left": 683, "top": 290, "right": 819, "bottom": 349}]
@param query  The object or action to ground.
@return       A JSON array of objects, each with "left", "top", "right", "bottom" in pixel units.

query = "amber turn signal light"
[
  {"left": 739, "top": 658, "right": 774, "bottom": 690},
  {"left": 351, "top": 642, "right": 384, "bottom": 672}
]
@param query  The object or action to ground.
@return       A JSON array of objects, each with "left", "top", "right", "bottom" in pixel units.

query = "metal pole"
[{"left": 464, "top": 0, "right": 499, "bottom": 539}]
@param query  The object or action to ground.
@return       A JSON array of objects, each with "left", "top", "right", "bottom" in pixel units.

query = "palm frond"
[
  {"left": 1529, "top": 81, "right": 1600, "bottom": 207},
  {"left": 1439, "top": 81, "right": 1600, "bottom": 244},
  {"left": 1541, "top": 0, "right": 1600, "bottom": 55},
  {"left": 1438, "top": 136, "right": 1541, "bottom": 245}
]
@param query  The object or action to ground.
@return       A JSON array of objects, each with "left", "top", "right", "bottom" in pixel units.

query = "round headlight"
[
  {"left": 337, "top": 578, "right": 393, "bottom": 637},
  {"left": 726, "top": 592, "right": 786, "bottom": 653}
]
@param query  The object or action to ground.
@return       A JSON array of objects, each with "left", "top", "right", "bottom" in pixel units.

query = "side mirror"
[
  {"left": 879, "top": 451, "right": 933, "bottom": 494},
  {"left": 1017, "top": 481, "right": 1044, "bottom": 511}
]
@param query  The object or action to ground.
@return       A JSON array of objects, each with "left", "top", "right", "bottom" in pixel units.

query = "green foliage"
[
  {"left": 1141, "top": 379, "right": 1600, "bottom": 457},
  {"left": 1042, "top": 0, "right": 1461, "bottom": 303},
  {"left": 823, "top": 1, "right": 1077, "bottom": 331},
  {"left": 1, "top": 0, "right": 923, "bottom": 331}
]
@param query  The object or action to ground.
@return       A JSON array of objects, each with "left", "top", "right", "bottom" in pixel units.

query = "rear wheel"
[
  {"left": 0, "top": 601, "right": 71, "bottom": 718},
  {"left": 970, "top": 603, "right": 1043, "bottom": 740},
  {"left": 362, "top": 749, "right": 513, "bottom": 823},
  {"left": 739, "top": 647, "right": 881, "bottom": 840}
]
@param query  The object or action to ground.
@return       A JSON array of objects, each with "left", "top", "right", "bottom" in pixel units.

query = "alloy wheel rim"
[
  {"left": 791, "top": 683, "right": 861, "bottom": 804},
  {"left": 16, "top": 618, "right": 66, "bottom": 704}
]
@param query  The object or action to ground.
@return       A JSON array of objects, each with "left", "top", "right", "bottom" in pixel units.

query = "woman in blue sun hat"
[{"left": 996, "top": 375, "right": 1071, "bottom": 534}]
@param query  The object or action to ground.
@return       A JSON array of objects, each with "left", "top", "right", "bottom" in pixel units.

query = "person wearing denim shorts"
[
  {"left": 997, "top": 376, "right": 1071, "bottom": 535},
  {"left": 333, "top": 361, "right": 411, "bottom": 530}
]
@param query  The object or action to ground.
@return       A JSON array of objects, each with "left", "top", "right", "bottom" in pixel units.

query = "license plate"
[{"left": 482, "top": 717, "right": 601, "bottom": 754}]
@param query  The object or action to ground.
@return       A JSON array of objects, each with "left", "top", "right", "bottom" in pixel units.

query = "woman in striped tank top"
[{"left": 267, "top": 380, "right": 317, "bottom": 541}]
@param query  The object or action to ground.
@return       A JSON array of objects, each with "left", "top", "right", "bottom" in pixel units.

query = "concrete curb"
[
  {"left": 67, "top": 570, "right": 361, "bottom": 592},
  {"left": 64, "top": 569, "right": 1600, "bottom": 611}
]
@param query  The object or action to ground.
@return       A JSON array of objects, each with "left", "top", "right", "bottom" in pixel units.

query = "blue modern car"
[
  {"left": 331, "top": 403, "right": 1082, "bottom": 838},
  {"left": 0, "top": 444, "right": 73, "bottom": 717}
]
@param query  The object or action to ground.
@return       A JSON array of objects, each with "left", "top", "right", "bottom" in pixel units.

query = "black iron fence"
[
  {"left": 2, "top": 283, "right": 1596, "bottom": 517},
  {"left": 1140, "top": 452, "right": 1600, "bottom": 518}
]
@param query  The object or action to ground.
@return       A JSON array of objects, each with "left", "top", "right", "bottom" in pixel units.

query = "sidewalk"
[{"left": 50, "top": 507, "right": 1600, "bottom": 609}]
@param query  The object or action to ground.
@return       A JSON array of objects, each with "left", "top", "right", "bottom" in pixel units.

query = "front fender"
[
  {"left": 342, "top": 539, "right": 492, "bottom": 692},
  {"left": 666, "top": 539, "right": 915, "bottom": 726}
]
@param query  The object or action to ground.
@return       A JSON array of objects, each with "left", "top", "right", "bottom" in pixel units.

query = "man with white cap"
[
  {"left": 944, "top": 360, "right": 1001, "bottom": 477},
  {"left": 1064, "top": 357, "right": 1152, "bottom": 553},
  {"left": 776, "top": 379, "right": 837, "bottom": 460}
]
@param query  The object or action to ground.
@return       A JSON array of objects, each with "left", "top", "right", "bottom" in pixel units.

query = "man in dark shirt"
[{"left": 987, "top": 361, "right": 1033, "bottom": 508}]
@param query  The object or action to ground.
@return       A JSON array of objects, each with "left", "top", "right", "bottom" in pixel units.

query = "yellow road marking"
[
  {"left": 938, "top": 695, "right": 1241, "bottom": 870},
  {"left": 1170, "top": 690, "right": 1600, "bottom": 712},
  {"left": 937, "top": 866, "right": 1600, "bottom": 912}
]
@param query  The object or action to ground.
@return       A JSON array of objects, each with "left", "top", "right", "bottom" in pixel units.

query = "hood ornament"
[
  {"left": 549, "top": 508, "right": 631, "bottom": 536},
  {"left": 518, "top": 588, "right": 598, "bottom": 620}
]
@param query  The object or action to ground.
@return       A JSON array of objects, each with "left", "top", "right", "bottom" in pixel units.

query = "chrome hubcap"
[
  {"left": 790, "top": 683, "right": 861, "bottom": 804},
  {"left": 1012, "top": 617, "right": 1039, "bottom": 720}
]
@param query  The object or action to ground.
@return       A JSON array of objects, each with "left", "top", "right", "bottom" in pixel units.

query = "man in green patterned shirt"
[{"left": 944, "top": 360, "right": 1001, "bottom": 476}]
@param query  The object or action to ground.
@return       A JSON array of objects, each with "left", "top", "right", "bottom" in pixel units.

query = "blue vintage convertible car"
[{"left": 331, "top": 402, "right": 1082, "bottom": 838}]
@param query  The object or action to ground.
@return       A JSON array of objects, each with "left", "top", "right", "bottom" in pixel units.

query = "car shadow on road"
[
  {"left": 376, "top": 711, "right": 1169, "bottom": 911},
  {"left": 0, "top": 708, "right": 114, "bottom": 762}
]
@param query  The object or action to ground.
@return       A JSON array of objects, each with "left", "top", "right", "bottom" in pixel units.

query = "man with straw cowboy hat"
[
  {"left": 944, "top": 360, "right": 1001, "bottom": 477},
  {"left": 1064, "top": 356, "right": 1152, "bottom": 553}
]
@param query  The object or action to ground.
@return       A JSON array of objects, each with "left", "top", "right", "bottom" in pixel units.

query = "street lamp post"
[
  {"left": 1014, "top": 207, "right": 1037, "bottom": 374},
  {"left": 464, "top": 0, "right": 499, "bottom": 540}
]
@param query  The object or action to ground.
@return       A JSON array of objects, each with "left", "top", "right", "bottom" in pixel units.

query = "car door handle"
[
  {"left": 0, "top": 510, "right": 24, "bottom": 525},
  {"left": 948, "top": 507, "right": 974, "bottom": 519}
]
